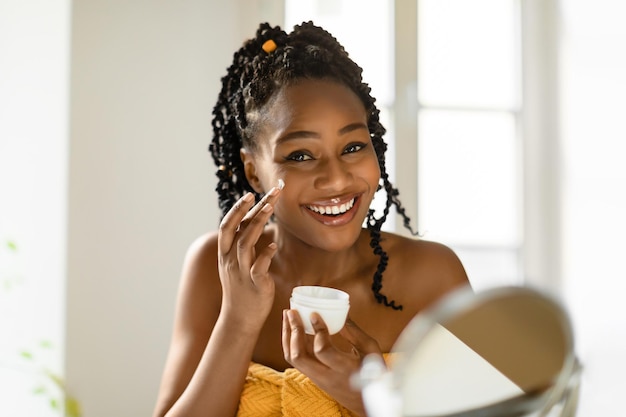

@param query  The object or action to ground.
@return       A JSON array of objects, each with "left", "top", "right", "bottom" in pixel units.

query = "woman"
[{"left": 153, "top": 22, "right": 469, "bottom": 417}]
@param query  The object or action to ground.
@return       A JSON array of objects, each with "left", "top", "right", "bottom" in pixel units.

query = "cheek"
[
  {"left": 273, "top": 173, "right": 305, "bottom": 210},
  {"left": 254, "top": 159, "right": 283, "bottom": 192},
  {"left": 362, "top": 153, "right": 382, "bottom": 185}
]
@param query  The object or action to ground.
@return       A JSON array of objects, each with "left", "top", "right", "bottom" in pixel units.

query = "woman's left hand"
[{"left": 282, "top": 310, "right": 383, "bottom": 416}]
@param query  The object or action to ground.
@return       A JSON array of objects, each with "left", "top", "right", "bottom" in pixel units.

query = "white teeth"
[{"left": 307, "top": 198, "right": 355, "bottom": 215}]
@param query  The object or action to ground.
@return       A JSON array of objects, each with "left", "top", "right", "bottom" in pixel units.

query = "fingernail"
[
  {"left": 261, "top": 203, "right": 273, "bottom": 213},
  {"left": 287, "top": 310, "right": 295, "bottom": 322},
  {"left": 351, "top": 345, "right": 360, "bottom": 358},
  {"left": 268, "top": 186, "right": 280, "bottom": 196},
  {"left": 242, "top": 192, "right": 254, "bottom": 202}
]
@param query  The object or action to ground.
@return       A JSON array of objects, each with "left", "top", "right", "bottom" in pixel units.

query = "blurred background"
[{"left": 1, "top": 0, "right": 624, "bottom": 415}]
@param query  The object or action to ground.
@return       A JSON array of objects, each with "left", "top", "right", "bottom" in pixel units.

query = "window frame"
[{"left": 393, "top": 0, "right": 561, "bottom": 289}]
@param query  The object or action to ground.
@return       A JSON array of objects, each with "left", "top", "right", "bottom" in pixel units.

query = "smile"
[{"left": 306, "top": 197, "right": 356, "bottom": 216}]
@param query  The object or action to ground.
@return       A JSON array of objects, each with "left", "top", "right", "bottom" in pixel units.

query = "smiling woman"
[{"left": 151, "top": 22, "right": 469, "bottom": 417}]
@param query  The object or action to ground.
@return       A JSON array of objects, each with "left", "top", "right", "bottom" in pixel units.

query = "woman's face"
[{"left": 243, "top": 79, "right": 381, "bottom": 251}]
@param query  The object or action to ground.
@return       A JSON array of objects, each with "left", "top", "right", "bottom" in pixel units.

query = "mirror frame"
[{"left": 389, "top": 285, "right": 581, "bottom": 417}]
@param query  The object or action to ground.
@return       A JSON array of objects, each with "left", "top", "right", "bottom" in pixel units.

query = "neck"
[{"left": 269, "top": 226, "right": 373, "bottom": 287}]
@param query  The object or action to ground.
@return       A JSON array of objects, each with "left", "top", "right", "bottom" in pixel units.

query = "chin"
[{"left": 307, "top": 220, "right": 367, "bottom": 253}]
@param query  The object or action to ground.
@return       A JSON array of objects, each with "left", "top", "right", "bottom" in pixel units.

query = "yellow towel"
[
  {"left": 237, "top": 355, "right": 391, "bottom": 417},
  {"left": 237, "top": 363, "right": 353, "bottom": 417}
]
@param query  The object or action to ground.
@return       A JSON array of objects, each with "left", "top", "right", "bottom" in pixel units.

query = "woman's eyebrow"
[
  {"left": 277, "top": 122, "right": 368, "bottom": 145},
  {"left": 338, "top": 122, "right": 368, "bottom": 135},
  {"left": 276, "top": 130, "right": 319, "bottom": 144}
]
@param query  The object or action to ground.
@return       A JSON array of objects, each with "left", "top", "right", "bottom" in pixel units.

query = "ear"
[{"left": 240, "top": 148, "right": 264, "bottom": 193}]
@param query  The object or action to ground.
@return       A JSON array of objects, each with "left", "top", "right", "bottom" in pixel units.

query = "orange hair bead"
[{"left": 262, "top": 39, "right": 277, "bottom": 54}]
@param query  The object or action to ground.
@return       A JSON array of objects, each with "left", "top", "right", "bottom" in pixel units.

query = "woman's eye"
[
  {"left": 285, "top": 152, "right": 313, "bottom": 162},
  {"left": 343, "top": 143, "right": 367, "bottom": 154}
]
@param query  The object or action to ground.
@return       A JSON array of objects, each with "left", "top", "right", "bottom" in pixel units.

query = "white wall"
[{"left": 66, "top": 1, "right": 282, "bottom": 416}]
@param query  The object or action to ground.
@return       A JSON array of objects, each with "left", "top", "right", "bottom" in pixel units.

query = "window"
[
  {"left": 415, "top": 0, "right": 523, "bottom": 289},
  {"left": 286, "top": 0, "right": 523, "bottom": 290},
  {"left": 0, "top": 1, "right": 69, "bottom": 415}
]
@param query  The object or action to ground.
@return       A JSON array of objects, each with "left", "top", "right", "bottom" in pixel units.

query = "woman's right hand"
[{"left": 217, "top": 186, "right": 281, "bottom": 332}]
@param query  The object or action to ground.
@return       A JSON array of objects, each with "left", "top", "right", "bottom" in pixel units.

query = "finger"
[
  {"left": 249, "top": 242, "right": 278, "bottom": 291},
  {"left": 339, "top": 317, "right": 382, "bottom": 356},
  {"left": 311, "top": 312, "right": 338, "bottom": 360},
  {"left": 286, "top": 310, "right": 326, "bottom": 372},
  {"left": 310, "top": 313, "right": 351, "bottom": 369},
  {"left": 240, "top": 185, "right": 282, "bottom": 227},
  {"left": 219, "top": 184, "right": 281, "bottom": 254},
  {"left": 287, "top": 310, "right": 317, "bottom": 366},
  {"left": 236, "top": 203, "right": 274, "bottom": 273},
  {"left": 282, "top": 309, "right": 291, "bottom": 362},
  {"left": 287, "top": 309, "right": 308, "bottom": 364},
  {"left": 310, "top": 312, "right": 331, "bottom": 348},
  {"left": 218, "top": 192, "right": 255, "bottom": 253}
]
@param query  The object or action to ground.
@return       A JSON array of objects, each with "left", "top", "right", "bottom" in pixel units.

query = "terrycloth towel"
[
  {"left": 237, "top": 362, "right": 357, "bottom": 417},
  {"left": 237, "top": 354, "right": 392, "bottom": 417}
]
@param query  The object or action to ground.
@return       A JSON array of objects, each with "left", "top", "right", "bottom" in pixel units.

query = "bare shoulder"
[
  {"left": 383, "top": 232, "right": 468, "bottom": 282},
  {"left": 152, "top": 232, "right": 222, "bottom": 416},
  {"left": 379, "top": 232, "right": 470, "bottom": 312},
  {"left": 183, "top": 231, "right": 220, "bottom": 278},
  {"left": 176, "top": 231, "right": 222, "bottom": 332}
]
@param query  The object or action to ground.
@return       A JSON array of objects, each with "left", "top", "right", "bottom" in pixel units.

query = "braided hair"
[{"left": 210, "top": 22, "right": 417, "bottom": 310}]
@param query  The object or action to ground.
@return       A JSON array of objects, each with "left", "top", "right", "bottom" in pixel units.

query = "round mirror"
[{"left": 359, "top": 285, "right": 582, "bottom": 417}]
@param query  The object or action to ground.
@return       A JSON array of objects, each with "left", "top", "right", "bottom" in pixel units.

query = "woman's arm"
[
  {"left": 153, "top": 190, "right": 281, "bottom": 417},
  {"left": 151, "top": 234, "right": 262, "bottom": 417}
]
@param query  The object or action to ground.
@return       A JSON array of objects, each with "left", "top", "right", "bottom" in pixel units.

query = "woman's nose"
[{"left": 313, "top": 157, "right": 353, "bottom": 190}]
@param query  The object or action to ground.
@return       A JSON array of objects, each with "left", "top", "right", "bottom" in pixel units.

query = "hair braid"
[
  {"left": 210, "top": 23, "right": 288, "bottom": 211},
  {"left": 210, "top": 21, "right": 418, "bottom": 310}
]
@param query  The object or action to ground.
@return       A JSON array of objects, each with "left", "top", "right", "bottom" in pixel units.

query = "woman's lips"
[
  {"left": 303, "top": 195, "right": 361, "bottom": 226},
  {"left": 305, "top": 197, "right": 356, "bottom": 215}
]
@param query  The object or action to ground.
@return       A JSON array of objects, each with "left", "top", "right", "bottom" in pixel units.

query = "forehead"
[
  {"left": 258, "top": 79, "right": 367, "bottom": 139},
  {"left": 274, "top": 78, "right": 364, "bottom": 110}
]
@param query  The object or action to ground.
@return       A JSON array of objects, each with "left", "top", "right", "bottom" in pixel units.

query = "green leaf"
[
  {"left": 20, "top": 350, "right": 34, "bottom": 360},
  {"left": 65, "top": 397, "right": 82, "bottom": 417},
  {"left": 45, "top": 370, "right": 66, "bottom": 389},
  {"left": 33, "top": 385, "right": 47, "bottom": 395},
  {"left": 6, "top": 240, "right": 17, "bottom": 251},
  {"left": 50, "top": 397, "right": 59, "bottom": 410},
  {"left": 40, "top": 340, "right": 54, "bottom": 349}
]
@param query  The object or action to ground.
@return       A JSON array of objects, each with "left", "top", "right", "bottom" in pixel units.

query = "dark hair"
[{"left": 210, "top": 22, "right": 416, "bottom": 310}]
